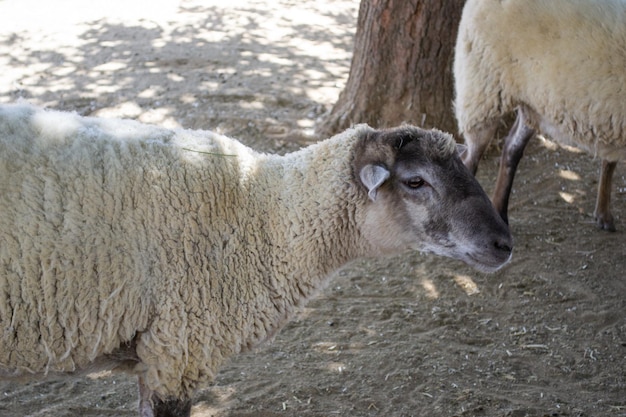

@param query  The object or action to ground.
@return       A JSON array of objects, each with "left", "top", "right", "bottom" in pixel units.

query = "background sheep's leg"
[
  {"left": 594, "top": 159, "right": 617, "bottom": 231},
  {"left": 491, "top": 110, "right": 535, "bottom": 224},
  {"left": 462, "top": 121, "right": 499, "bottom": 175}
]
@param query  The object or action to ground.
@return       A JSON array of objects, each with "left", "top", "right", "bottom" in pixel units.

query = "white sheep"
[
  {"left": 454, "top": 0, "right": 626, "bottom": 231},
  {"left": 0, "top": 103, "right": 512, "bottom": 417}
]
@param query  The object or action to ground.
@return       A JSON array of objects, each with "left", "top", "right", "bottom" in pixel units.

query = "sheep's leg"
[
  {"left": 138, "top": 377, "right": 156, "bottom": 417},
  {"left": 491, "top": 111, "right": 535, "bottom": 224},
  {"left": 462, "top": 122, "right": 499, "bottom": 175},
  {"left": 138, "top": 376, "right": 192, "bottom": 417},
  {"left": 594, "top": 159, "right": 617, "bottom": 232}
]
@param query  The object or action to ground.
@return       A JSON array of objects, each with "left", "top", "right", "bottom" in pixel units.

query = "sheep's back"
[
  {"left": 0, "top": 104, "right": 254, "bottom": 377},
  {"left": 0, "top": 106, "right": 170, "bottom": 375}
]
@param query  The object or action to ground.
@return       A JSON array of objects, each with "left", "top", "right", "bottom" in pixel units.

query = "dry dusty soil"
[{"left": 1, "top": 1, "right": 625, "bottom": 416}]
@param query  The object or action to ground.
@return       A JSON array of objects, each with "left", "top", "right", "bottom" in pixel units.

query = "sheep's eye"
[{"left": 405, "top": 177, "right": 426, "bottom": 189}]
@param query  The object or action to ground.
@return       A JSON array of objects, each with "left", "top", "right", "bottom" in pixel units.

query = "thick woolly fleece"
[
  {"left": 0, "top": 104, "right": 375, "bottom": 400},
  {"left": 454, "top": 0, "right": 626, "bottom": 161}
]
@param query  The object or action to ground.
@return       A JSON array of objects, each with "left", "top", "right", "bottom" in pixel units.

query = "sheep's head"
[{"left": 354, "top": 125, "right": 512, "bottom": 272}]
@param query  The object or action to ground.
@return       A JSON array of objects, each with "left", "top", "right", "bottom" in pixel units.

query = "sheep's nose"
[{"left": 494, "top": 237, "right": 513, "bottom": 254}]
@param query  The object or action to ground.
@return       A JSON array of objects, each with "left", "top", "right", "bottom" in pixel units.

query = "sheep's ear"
[
  {"left": 360, "top": 164, "right": 390, "bottom": 201},
  {"left": 456, "top": 143, "right": 468, "bottom": 158}
]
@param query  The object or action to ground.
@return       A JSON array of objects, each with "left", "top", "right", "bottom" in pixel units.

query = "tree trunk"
[{"left": 319, "top": 0, "right": 465, "bottom": 136}]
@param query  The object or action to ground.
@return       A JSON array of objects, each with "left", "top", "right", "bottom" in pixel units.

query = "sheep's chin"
[
  {"left": 462, "top": 251, "right": 512, "bottom": 273},
  {"left": 418, "top": 244, "right": 511, "bottom": 273}
]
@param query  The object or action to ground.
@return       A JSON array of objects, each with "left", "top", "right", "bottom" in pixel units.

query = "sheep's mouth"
[
  {"left": 464, "top": 250, "right": 512, "bottom": 273},
  {"left": 415, "top": 235, "right": 513, "bottom": 272}
]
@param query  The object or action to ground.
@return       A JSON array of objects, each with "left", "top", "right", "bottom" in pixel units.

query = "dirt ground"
[{"left": 1, "top": 1, "right": 625, "bottom": 416}]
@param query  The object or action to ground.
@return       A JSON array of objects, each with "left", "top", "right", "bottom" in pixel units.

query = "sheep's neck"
[{"left": 243, "top": 149, "right": 365, "bottom": 329}]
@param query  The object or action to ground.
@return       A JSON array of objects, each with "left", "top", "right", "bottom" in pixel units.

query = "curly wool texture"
[
  {"left": 0, "top": 104, "right": 375, "bottom": 399},
  {"left": 454, "top": 0, "right": 626, "bottom": 161}
]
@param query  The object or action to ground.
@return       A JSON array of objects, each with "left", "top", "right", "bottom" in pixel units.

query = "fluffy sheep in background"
[
  {"left": 454, "top": 0, "right": 626, "bottom": 231},
  {"left": 0, "top": 103, "right": 512, "bottom": 417}
]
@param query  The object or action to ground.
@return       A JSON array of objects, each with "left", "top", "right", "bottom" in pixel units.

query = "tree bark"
[{"left": 319, "top": 0, "right": 465, "bottom": 136}]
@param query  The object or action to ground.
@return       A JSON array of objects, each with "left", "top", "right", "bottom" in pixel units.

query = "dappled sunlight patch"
[
  {"left": 0, "top": 0, "right": 358, "bottom": 146},
  {"left": 558, "top": 191, "right": 576, "bottom": 204},
  {"left": 538, "top": 134, "right": 584, "bottom": 154},
  {"left": 92, "top": 101, "right": 143, "bottom": 119},
  {"left": 453, "top": 274, "right": 480, "bottom": 296},
  {"left": 192, "top": 386, "right": 237, "bottom": 417},
  {"left": 558, "top": 169, "right": 581, "bottom": 181},
  {"left": 138, "top": 108, "right": 182, "bottom": 128},
  {"left": 238, "top": 101, "right": 265, "bottom": 110},
  {"left": 86, "top": 370, "right": 113, "bottom": 380},
  {"left": 420, "top": 277, "right": 440, "bottom": 300},
  {"left": 325, "top": 362, "right": 347, "bottom": 374},
  {"left": 312, "top": 341, "right": 340, "bottom": 353},
  {"left": 0, "top": 0, "right": 179, "bottom": 29},
  {"left": 257, "top": 53, "right": 295, "bottom": 67},
  {"left": 537, "top": 134, "right": 560, "bottom": 151}
]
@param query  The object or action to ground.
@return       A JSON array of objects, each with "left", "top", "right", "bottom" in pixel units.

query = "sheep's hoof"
[
  {"left": 594, "top": 213, "right": 616, "bottom": 232},
  {"left": 152, "top": 397, "right": 192, "bottom": 417}
]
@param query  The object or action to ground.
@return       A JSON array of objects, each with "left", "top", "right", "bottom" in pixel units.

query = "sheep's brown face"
[{"left": 354, "top": 126, "right": 513, "bottom": 272}]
